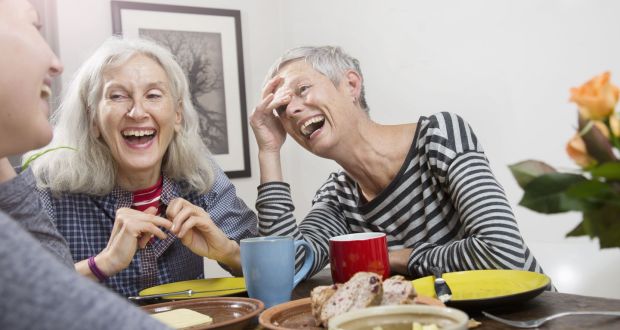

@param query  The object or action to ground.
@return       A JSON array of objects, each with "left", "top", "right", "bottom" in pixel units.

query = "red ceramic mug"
[{"left": 329, "top": 232, "right": 390, "bottom": 283}]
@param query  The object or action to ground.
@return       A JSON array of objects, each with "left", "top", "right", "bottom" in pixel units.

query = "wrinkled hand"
[
  {"left": 249, "top": 76, "right": 290, "bottom": 153},
  {"left": 167, "top": 198, "right": 239, "bottom": 267},
  {"left": 389, "top": 248, "right": 413, "bottom": 275},
  {"left": 100, "top": 207, "right": 171, "bottom": 275}
]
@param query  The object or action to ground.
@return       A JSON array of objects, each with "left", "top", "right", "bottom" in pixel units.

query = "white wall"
[{"left": 54, "top": 0, "right": 620, "bottom": 298}]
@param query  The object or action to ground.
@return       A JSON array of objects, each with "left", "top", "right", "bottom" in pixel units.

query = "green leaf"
[
  {"left": 508, "top": 160, "right": 557, "bottom": 189},
  {"left": 566, "top": 221, "right": 586, "bottom": 236},
  {"left": 21, "top": 146, "right": 76, "bottom": 170},
  {"left": 567, "top": 204, "right": 620, "bottom": 248},
  {"left": 589, "top": 162, "right": 620, "bottom": 180},
  {"left": 565, "top": 180, "right": 614, "bottom": 204},
  {"left": 518, "top": 173, "right": 587, "bottom": 213}
]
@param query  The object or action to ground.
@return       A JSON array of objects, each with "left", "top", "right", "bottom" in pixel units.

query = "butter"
[{"left": 151, "top": 308, "right": 213, "bottom": 329}]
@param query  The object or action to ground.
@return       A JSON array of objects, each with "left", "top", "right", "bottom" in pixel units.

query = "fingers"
[
  {"left": 144, "top": 206, "right": 158, "bottom": 215},
  {"left": 256, "top": 77, "right": 292, "bottom": 118},
  {"left": 138, "top": 234, "right": 152, "bottom": 249},
  {"left": 261, "top": 76, "right": 282, "bottom": 99},
  {"left": 268, "top": 92, "right": 292, "bottom": 118},
  {"left": 177, "top": 214, "right": 214, "bottom": 239},
  {"left": 166, "top": 197, "right": 187, "bottom": 223},
  {"left": 176, "top": 216, "right": 199, "bottom": 239},
  {"left": 167, "top": 198, "right": 195, "bottom": 233},
  {"left": 113, "top": 207, "right": 171, "bottom": 242},
  {"left": 167, "top": 198, "right": 216, "bottom": 239},
  {"left": 170, "top": 204, "right": 196, "bottom": 235}
]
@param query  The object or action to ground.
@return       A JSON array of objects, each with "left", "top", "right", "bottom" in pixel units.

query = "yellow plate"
[
  {"left": 412, "top": 270, "right": 551, "bottom": 309},
  {"left": 139, "top": 277, "right": 246, "bottom": 300}
]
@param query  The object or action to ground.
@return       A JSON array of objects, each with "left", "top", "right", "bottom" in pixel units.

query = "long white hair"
[{"left": 27, "top": 36, "right": 215, "bottom": 195}]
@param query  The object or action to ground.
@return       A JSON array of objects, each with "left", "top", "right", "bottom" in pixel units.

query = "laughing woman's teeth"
[
  {"left": 301, "top": 116, "right": 325, "bottom": 136},
  {"left": 41, "top": 85, "right": 52, "bottom": 100}
]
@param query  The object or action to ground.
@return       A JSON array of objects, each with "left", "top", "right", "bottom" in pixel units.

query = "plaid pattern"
[{"left": 39, "top": 166, "right": 258, "bottom": 297}]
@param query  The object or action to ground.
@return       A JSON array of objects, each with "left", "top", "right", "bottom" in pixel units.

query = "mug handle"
[{"left": 292, "top": 240, "right": 315, "bottom": 287}]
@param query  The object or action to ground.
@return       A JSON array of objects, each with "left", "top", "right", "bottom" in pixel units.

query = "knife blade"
[
  {"left": 128, "top": 287, "right": 245, "bottom": 301},
  {"left": 430, "top": 266, "right": 452, "bottom": 303}
]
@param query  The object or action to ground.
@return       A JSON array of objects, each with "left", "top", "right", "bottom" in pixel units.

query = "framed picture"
[{"left": 111, "top": 1, "right": 251, "bottom": 178}]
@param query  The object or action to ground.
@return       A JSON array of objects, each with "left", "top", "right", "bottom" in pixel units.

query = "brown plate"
[
  {"left": 143, "top": 297, "right": 264, "bottom": 330},
  {"left": 259, "top": 297, "right": 323, "bottom": 330}
]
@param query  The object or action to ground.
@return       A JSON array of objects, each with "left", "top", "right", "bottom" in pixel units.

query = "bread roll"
[
  {"left": 318, "top": 272, "right": 383, "bottom": 326},
  {"left": 380, "top": 275, "right": 417, "bottom": 305}
]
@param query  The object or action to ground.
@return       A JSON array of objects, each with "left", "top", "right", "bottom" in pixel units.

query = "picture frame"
[{"left": 111, "top": 1, "right": 251, "bottom": 178}]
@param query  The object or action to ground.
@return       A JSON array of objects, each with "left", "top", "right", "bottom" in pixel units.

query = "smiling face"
[
  {"left": 0, "top": 0, "right": 63, "bottom": 157},
  {"left": 274, "top": 61, "right": 362, "bottom": 157},
  {"left": 94, "top": 53, "right": 181, "bottom": 188}
]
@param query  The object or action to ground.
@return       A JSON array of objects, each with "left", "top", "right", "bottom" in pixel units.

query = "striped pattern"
[{"left": 257, "top": 112, "right": 543, "bottom": 279}]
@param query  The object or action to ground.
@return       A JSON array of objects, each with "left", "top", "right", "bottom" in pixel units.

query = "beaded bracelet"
[{"left": 88, "top": 255, "right": 109, "bottom": 282}]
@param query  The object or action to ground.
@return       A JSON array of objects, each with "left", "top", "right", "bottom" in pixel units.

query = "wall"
[{"left": 54, "top": 0, "right": 620, "bottom": 298}]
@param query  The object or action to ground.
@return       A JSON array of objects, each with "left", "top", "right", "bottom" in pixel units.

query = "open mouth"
[
  {"left": 41, "top": 85, "right": 52, "bottom": 100},
  {"left": 122, "top": 128, "right": 157, "bottom": 145},
  {"left": 300, "top": 115, "right": 325, "bottom": 137}
]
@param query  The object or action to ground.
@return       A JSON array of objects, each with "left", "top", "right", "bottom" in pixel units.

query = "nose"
[
  {"left": 126, "top": 100, "right": 148, "bottom": 119},
  {"left": 285, "top": 95, "right": 305, "bottom": 116},
  {"left": 49, "top": 53, "right": 63, "bottom": 77}
]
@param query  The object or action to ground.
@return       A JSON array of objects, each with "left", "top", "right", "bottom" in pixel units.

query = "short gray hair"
[
  {"left": 266, "top": 46, "right": 369, "bottom": 112},
  {"left": 27, "top": 36, "right": 215, "bottom": 195}
]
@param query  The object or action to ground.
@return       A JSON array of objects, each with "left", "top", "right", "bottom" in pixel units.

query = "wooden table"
[{"left": 272, "top": 269, "right": 620, "bottom": 330}]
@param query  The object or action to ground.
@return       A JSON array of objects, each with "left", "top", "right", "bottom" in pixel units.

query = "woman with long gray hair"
[{"left": 27, "top": 36, "right": 257, "bottom": 297}]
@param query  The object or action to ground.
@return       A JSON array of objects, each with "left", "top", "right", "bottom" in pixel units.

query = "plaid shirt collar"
[{"left": 109, "top": 176, "right": 180, "bottom": 208}]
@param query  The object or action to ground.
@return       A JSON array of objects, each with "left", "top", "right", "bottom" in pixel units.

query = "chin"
[{"left": 24, "top": 128, "right": 53, "bottom": 152}]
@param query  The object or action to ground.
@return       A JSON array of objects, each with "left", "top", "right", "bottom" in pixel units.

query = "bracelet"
[{"left": 88, "top": 255, "right": 109, "bottom": 282}]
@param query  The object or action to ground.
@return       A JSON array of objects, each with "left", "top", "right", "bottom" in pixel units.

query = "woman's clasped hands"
[{"left": 95, "top": 198, "right": 238, "bottom": 277}]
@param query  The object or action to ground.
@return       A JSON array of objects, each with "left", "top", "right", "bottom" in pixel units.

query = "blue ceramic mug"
[{"left": 240, "top": 236, "right": 314, "bottom": 308}]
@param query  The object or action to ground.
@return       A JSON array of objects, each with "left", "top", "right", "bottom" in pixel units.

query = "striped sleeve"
[
  {"left": 408, "top": 112, "right": 538, "bottom": 275},
  {"left": 256, "top": 180, "right": 349, "bottom": 278}
]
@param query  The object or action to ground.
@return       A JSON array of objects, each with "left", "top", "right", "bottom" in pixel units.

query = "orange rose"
[
  {"left": 566, "top": 134, "right": 596, "bottom": 168},
  {"left": 610, "top": 113, "right": 620, "bottom": 137},
  {"left": 570, "top": 71, "right": 620, "bottom": 120}
]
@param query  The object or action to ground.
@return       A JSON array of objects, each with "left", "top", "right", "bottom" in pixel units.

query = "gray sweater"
[{"left": 0, "top": 170, "right": 171, "bottom": 330}]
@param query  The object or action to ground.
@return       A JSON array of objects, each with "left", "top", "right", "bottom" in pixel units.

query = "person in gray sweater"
[{"left": 0, "top": 0, "right": 170, "bottom": 328}]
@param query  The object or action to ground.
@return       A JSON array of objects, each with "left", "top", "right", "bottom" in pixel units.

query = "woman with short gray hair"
[
  {"left": 28, "top": 37, "right": 257, "bottom": 297},
  {"left": 251, "top": 45, "right": 546, "bottom": 281}
]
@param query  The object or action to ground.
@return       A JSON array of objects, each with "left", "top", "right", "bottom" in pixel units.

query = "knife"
[
  {"left": 430, "top": 266, "right": 452, "bottom": 303},
  {"left": 128, "top": 287, "right": 245, "bottom": 301}
]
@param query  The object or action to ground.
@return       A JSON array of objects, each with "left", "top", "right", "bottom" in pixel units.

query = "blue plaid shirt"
[{"left": 39, "top": 166, "right": 257, "bottom": 297}]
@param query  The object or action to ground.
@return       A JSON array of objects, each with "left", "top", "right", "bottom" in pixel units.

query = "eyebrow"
[{"left": 103, "top": 81, "right": 170, "bottom": 92}]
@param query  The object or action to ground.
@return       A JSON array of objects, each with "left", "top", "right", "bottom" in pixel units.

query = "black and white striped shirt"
[{"left": 257, "top": 112, "right": 543, "bottom": 278}]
